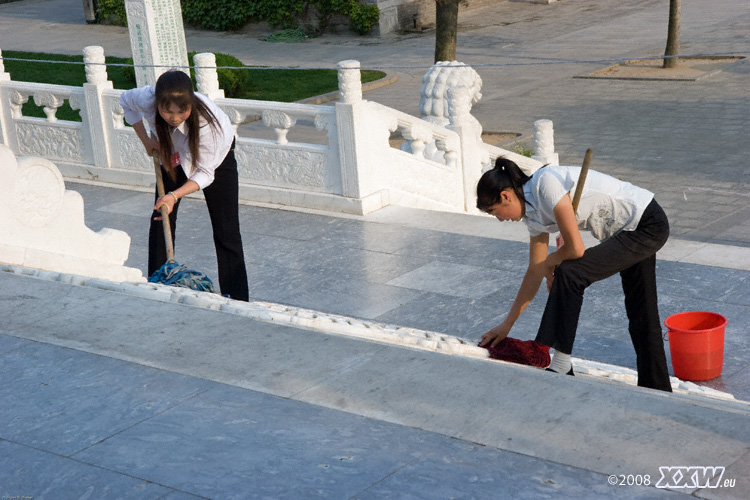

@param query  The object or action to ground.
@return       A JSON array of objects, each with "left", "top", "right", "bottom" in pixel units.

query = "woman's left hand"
[
  {"left": 480, "top": 321, "right": 512, "bottom": 348},
  {"left": 153, "top": 195, "right": 176, "bottom": 220}
]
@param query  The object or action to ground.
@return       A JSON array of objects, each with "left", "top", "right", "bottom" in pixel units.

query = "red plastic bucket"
[{"left": 665, "top": 311, "right": 727, "bottom": 381}]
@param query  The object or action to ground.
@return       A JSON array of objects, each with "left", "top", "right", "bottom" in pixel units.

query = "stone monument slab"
[{"left": 125, "top": 0, "right": 189, "bottom": 88}]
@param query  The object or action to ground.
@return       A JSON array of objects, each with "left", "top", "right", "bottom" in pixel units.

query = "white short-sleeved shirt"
[
  {"left": 119, "top": 86, "right": 234, "bottom": 190},
  {"left": 522, "top": 166, "right": 654, "bottom": 241}
]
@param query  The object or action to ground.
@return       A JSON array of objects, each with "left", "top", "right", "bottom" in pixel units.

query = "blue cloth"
[{"left": 147, "top": 259, "right": 215, "bottom": 293}]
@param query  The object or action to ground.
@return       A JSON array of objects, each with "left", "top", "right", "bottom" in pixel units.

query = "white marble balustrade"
[{"left": 0, "top": 47, "right": 553, "bottom": 215}]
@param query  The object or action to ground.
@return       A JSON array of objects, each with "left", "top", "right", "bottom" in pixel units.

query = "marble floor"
[{"left": 73, "top": 181, "right": 750, "bottom": 403}]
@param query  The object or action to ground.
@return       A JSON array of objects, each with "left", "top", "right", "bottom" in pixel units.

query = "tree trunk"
[
  {"left": 663, "top": 0, "right": 681, "bottom": 68},
  {"left": 435, "top": 0, "right": 460, "bottom": 63},
  {"left": 82, "top": 0, "right": 97, "bottom": 23}
]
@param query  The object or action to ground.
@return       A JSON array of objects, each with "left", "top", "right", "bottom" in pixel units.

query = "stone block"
[{"left": 0, "top": 145, "right": 144, "bottom": 282}]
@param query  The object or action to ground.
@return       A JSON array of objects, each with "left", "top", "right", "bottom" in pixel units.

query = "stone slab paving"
[
  {"left": 1, "top": 270, "right": 746, "bottom": 500},
  {"left": 66, "top": 180, "right": 750, "bottom": 403}
]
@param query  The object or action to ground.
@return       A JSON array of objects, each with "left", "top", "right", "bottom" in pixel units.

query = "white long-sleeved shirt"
[
  {"left": 119, "top": 86, "right": 234, "bottom": 189},
  {"left": 522, "top": 166, "right": 654, "bottom": 241}
]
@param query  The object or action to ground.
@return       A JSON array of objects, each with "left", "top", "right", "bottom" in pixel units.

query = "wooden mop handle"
[
  {"left": 555, "top": 148, "right": 593, "bottom": 251},
  {"left": 153, "top": 154, "right": 175, "bottom": 261},
  {"left": 571, "top": 148, "right": 593, "bottom": 214}
]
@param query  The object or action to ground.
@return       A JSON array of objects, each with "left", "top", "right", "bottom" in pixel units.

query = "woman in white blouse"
[
  {"left": 476, "top": 157, "right": 671, "bottom": 391},
  {"left": 120, "top": 70, "right": 248, "bottom": 301}
]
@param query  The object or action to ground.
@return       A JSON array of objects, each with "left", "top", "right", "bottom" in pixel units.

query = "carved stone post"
[
  {"left": 337, "top": 60, "right": 362, "bottom": 104},
  {"left": 0, "top": 49, "right": 9, "bottom": 81},
  {"left": 194, "top": 52, "right": 224, "bottom": 100},
  {"left": 335, "top": 60, "right": 367, "bottom": 202},
  {"left": 82, "top": 46, "right": 114, "bottom": 169},
  {"left": 84, "top": 46, "right": 108, "bottom": 85},
  {"left": 0, "top": 49, "right": 12, "bottom": 148},
  {"left": 532, "top": 119, "right": 559, "bottom": 166},
  {"left": 447, "top": 85, "right": 481, "bottom": 212}
]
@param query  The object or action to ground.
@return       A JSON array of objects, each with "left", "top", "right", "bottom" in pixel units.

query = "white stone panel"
[{"left": 0, "top": 145, "right": 143, "bottom": 282}]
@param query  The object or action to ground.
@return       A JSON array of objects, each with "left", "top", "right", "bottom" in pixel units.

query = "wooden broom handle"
[
  {"left": 153, "top": 154, "right": 175, "bottom": 261},
  {"left": 571, "top": 148, "right": 593, "bottom": 214}
]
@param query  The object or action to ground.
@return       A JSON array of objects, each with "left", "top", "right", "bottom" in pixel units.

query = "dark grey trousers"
[{"left": 535, "top": 199, "right": 672, "bottom": 391}]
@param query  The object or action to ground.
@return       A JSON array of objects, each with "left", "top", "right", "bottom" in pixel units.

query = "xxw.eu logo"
[{"left": 655, "top": 466, "right": 728, "bottom": 489}]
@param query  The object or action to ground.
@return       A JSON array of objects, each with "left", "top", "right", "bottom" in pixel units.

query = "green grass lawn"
[
  {"left": 240, "top": 68, "right": 362, "bottom": 102},
  {"left": 2, "top": 50, "right": 385, "bottom": 121},
  {"left": 3, "top": 51, "right": 136, "bottom": 121}
]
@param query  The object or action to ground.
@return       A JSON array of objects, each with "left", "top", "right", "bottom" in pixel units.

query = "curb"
[{"left": 297, "top": 70, "right": 399, "bottom": 105}]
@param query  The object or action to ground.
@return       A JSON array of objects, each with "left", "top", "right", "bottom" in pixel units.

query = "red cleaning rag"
[{"left": 479, "top": 337, "right": 550, "bottom": 368}]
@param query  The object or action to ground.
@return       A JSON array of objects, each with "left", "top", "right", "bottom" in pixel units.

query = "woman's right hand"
[
  {"left": 131, "top": 120, "right": 160, "bottom": 158},
  {"left": 143, "top": 136, "right": 160, "bottom": 158},
  {"left": 479, "top": 322, "right": 512, "bottom": 348}
]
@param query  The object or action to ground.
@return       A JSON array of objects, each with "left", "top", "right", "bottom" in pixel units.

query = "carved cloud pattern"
[
  {"left": 16, "top": 123, "right": 83, "bottom": 161},
  {"left": 235, "top": 145, "right": 327, "bottom": 189}
]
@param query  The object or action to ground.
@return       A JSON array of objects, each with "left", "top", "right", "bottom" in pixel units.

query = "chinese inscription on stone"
[{"left": 125, "top": 0, "right": 189, "bottom": 88}]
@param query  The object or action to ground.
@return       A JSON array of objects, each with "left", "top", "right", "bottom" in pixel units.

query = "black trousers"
[
  {"left": 535, "top": 199, "right": 672, "bottom": 391},
  {"left": 148, "top": 147, "right": 249, "bottom": 301}
]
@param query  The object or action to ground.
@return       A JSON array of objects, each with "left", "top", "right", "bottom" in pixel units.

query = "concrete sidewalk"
[{"left": 1, "top": 0, "right": 750, "bottom": 498}]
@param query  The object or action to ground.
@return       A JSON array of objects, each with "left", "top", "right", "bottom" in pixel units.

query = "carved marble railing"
[
  {"left": 1, "top": 81, "right": 88, "bottom": 163},
  {"left": 220, "top": 98, "right": 339, "bottom": 199},
  {"left": 0, "top": 47, "right": 554, "bottom": 215},
  {"left": 365, "top": 101, "right": 466, "bottom": 211}
]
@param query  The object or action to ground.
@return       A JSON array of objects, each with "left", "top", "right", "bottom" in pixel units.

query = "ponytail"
[{"left": 476, "top": 157, "right": 532, "bottom": 212}]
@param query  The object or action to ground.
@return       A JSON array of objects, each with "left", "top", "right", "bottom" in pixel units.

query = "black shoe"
[{"left": 545, "top": 367, "right": 575, "bottom": 376}]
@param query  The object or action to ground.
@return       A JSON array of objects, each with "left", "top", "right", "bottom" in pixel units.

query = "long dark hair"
[
  {"left": 476, "top": 157, "right": 532, "bottom": 212},
  {"left": 154, "top": 70, "right": 220, "bottom": 181}
]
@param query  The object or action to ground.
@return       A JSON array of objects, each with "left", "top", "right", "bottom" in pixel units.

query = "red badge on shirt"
[{"left": 171, "top": 152, "right": 181, "bottom": 168}]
